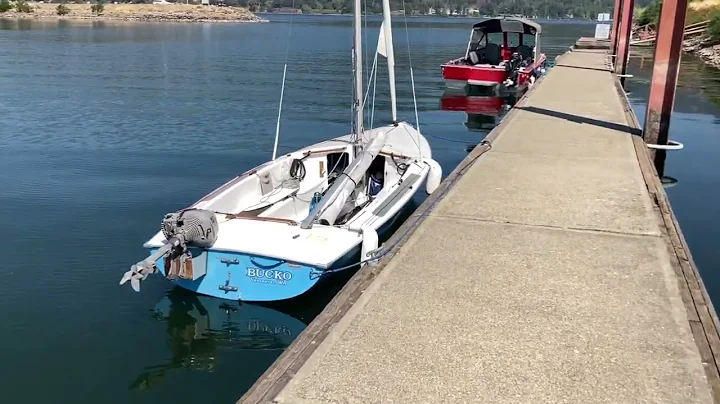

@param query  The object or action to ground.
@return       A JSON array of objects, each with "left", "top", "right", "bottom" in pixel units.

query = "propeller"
[
  {"left": 120, "top": 263, "right": 154, "bottom": 292},
  {"left": 120, "top": 242, "right": 174, "bottom": 292}
]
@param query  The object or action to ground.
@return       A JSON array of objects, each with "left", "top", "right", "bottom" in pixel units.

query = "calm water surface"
[
  {"left": 2, "top": 15, "right": 717, "bottom": 404},
  {"left": 626, "top": 49, "right": 720, "bottom": 301}
]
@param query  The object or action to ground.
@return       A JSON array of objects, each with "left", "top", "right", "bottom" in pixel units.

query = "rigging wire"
[
  {"left": 363, "top": 0, "right": 370, "bottom": 128},
  {"left": 370, "top": 48, "right": 378, "bottom": 129},
  {"left": 272, "top": 2, "right": 296, "bottom": 160},
  {"left": 362, "top": 52, "right": 379, "bottom": 121},
  {"left": 400, "top": 0, "right": 422, "bottom": 159}
]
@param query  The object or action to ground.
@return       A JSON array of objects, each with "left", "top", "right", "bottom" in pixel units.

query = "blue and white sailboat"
[{"left": 119, "top": 0, "right": 441, "bottom": 302}]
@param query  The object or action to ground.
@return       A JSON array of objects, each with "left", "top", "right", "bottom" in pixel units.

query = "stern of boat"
[{"left": 152, "top": 248, "right": 323, "bottom": 302}]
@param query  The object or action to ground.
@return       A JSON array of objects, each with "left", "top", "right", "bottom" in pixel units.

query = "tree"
[
  {"left": 15, "top": 0, "right": 34, "bottom": 13},
  {"left": 56, "top": 3, "right": 70, "bottom": 15},
  {"left": 301, "top": 3, "right": 312, "bottom": 13},
  {"left": 90, "top": 1, "right": 104, "bottom": 15},
  {"left": 0, "top": 0, "right": 11, "bottom": 13},
  {"left": 636, "top": 0, "right": 662, "bottom": 26},
  {"left": 709, "top": 10, "right": 720, "bottom": 43}
]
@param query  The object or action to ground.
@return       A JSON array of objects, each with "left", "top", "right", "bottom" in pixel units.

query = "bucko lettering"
[{"left": 245, "top": 267, "right": 293, "bottom": 284}]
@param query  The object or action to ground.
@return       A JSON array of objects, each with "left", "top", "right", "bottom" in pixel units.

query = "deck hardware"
[
  {"left": 219, "top": 271, "right": 238, "bottom": 292},
  {"left": 221, "top": 258, "right": 239, "bottom": 266}
]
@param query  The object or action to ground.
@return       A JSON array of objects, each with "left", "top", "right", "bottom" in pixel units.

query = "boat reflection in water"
[
  {"left": 128, "top": 288, "right": 308, "bottom": 391},
  {"left": 440, "top": 85, "right": 525, "bottom": 148}
]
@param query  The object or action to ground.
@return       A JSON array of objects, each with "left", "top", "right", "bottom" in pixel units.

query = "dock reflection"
[{"left": 128, "top": 288, "right": 308, "bottom": 391}]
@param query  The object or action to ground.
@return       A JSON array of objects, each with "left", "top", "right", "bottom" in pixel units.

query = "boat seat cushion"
[
  {"left": 517, "top": 45, "right": 532, "bottom": 60},
  {"left": 468, "top": 50, "right": 480, "bottom": 65},
  {"left": 484, "top": 43, "right": 501, "bottom": 65}
]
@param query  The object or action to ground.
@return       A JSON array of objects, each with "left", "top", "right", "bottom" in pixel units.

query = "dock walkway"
[{"left": 241, "top": 49, "right": 720, "bottom": 403}]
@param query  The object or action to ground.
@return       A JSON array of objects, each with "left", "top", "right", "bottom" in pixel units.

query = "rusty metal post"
[
  {"left": 610, "top": 0, "right": 624, "bottom": 56},
  {"left": 614, "top": 0, "right": 634, "bottom": 78},
  {"left": 643, "top": 0, "right": 688, "bottom": 175}
]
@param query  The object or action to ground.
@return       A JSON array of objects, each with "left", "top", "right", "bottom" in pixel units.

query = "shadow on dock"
[{"left": 517, "top": 105, "right": 643, "bottom": 136}]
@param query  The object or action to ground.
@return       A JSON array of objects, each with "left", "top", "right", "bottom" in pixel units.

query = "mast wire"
[{"left": 272, "top": 1, "right": 296, "bottom": 160}]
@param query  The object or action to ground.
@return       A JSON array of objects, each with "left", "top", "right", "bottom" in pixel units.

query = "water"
[
  {"left": 625, "top": 49, "right": 720, "bottom": 301},
  {"left": 3, "top": 15, "right": 715, "bottom": 404}
]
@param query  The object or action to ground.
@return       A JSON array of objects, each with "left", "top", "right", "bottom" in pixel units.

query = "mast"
[
  {"left": 353, "top": 0, "right": 364, "bottom": 142},
  {"left": 381, "top": 0, "right": 397, "bottom": 124}
]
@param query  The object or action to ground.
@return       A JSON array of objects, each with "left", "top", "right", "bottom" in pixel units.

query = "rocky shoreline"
[
  {"left": 684, "top": 36, "right": 720, "bottom": 70},
  {"left": 2, "top": 3, "right": 266, "bottom": 23}
]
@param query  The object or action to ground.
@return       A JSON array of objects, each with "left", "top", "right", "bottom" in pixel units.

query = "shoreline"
[
  {"left": 1, "top": 3, "right": 266, "bottom": 23},
  {"left": 684, "top": 36, "right": 720, "bottom": 70}
]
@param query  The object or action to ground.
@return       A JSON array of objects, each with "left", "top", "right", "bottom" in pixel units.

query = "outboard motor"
[
  {"left": 503, "top": 52, "right": 524, "bottom": 87},
  {"left": 120, "top": 209, "right": 219, "bottom": 292}
]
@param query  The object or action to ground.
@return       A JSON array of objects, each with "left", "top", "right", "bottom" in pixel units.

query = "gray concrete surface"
[{"left": 271, "top": 50, "right": 714, "bottom": 403}]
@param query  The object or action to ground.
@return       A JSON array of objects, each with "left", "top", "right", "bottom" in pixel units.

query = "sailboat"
[{"left": 119, "top": 0, "right": 442, "bottom": 302}]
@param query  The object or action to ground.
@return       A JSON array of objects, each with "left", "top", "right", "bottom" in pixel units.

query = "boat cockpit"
[{"left": 462, "top": 17, "right": 541, "bottom": 68}]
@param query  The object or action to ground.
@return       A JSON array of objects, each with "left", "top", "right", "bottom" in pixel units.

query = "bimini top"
[{"left": 472, "top": 17, "right": 541, "bottom": 35}]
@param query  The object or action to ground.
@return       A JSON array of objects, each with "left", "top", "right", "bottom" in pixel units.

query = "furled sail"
[
  {"left": 376, "top": 20, "right": 394, "bottom": 61},
  {"left": 300, "top": 131, "right": 388, "bottom": 229}
]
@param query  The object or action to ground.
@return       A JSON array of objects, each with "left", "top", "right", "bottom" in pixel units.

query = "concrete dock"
[{"left": 240, "top": 48, "right": 720, "bottom": 403}]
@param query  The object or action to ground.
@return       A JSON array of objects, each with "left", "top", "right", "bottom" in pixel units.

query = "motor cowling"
[
  {"left": 121, "top": 208, "right": 220, "bottom": 292},
  {"left": 161, "top": 208, "right": 219, "bottom": 248}
]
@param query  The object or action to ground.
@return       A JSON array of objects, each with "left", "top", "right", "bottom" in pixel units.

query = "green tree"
[
  {"left": 15, "top": 0, "right": 33, "bottom": 13},
  {"left": 709, "top": 10, "right": 720, "bottom": 43},
  {"left": 56, "top": 4, "right": 70, "bottom": 15},
  {"left": 636, "top": 0, "right": 662, "bottom": 26},
  {"left": 91, "top": 1, "right": 104, "bottom": 15},
  {"left": 0, "top": 0, "right": 11, "bottom": 13}
]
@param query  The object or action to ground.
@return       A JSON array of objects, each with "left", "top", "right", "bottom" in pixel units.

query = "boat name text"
[{"left": 246, "top": 268, "right": 292, "bottom": 285}]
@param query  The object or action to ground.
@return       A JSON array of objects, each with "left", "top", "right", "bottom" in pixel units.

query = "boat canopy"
[{"left": 472, "top": 17, "right": 541, "bottom": 35}]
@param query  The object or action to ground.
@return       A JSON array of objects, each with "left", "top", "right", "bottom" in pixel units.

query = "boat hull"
[
  {"left": 442, "top": 64, "right": 509, "bottom": 88},
  {"left": 441, "top": 54, "right": 547, "bottom": 91},
  {"left": 149, "top": 194, "right": 415, "bottom": 302}
]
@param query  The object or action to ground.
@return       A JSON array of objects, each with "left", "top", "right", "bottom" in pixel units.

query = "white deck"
[{"left": 145, "top": 122, "right": 432, "bottom": 269}]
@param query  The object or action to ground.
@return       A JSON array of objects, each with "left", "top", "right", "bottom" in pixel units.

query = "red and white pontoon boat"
[{"left": 441, "top": 17, "right": 547, "bottom": 92}]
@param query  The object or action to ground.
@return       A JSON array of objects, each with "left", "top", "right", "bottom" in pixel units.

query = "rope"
[{"left": 426, "top": 133, "right": 480, "bottom": 144}]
